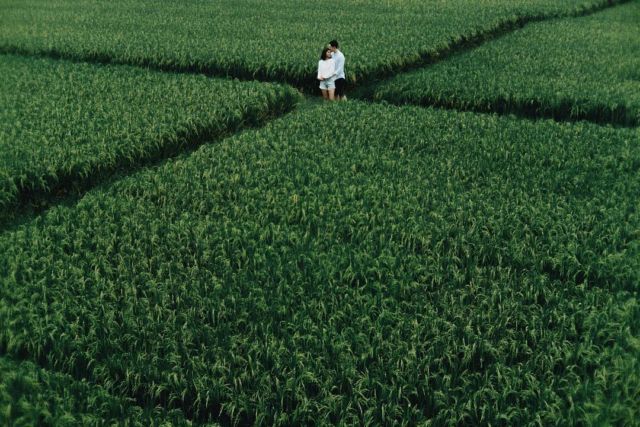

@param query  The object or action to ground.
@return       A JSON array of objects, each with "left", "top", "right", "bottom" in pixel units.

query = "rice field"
[{"left": 1, "top": 1, "right": 638, "bottom": 425}]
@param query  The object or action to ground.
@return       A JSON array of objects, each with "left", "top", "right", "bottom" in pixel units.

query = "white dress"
[{"left": 317, "top": 59, "right": 336, "bottom": 82}]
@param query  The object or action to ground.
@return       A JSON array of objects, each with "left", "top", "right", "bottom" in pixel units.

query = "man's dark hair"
[
  {"left": 321, "top": 47, "right": 331, "bottom": 60},
  {"left": 329, "top": 40, "right": 339, "bottom": 48}
]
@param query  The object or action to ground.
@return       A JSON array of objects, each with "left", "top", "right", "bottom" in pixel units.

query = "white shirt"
[
  {"left": 332, "top": 50, "right": 345, "bottom": 80},
  {"left": 317, "top": 59, "right": 336, "bottom": 81}
]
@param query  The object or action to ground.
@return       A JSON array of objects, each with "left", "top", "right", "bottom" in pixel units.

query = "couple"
[{"left": 317, "top": 40, "right": 346, "bottom": 101}]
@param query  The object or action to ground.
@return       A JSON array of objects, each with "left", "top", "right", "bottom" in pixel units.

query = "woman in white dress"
[{"left": 317, "top": 47, "right": 336, "bottom": 100}]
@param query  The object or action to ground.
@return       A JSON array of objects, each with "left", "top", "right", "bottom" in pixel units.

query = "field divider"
[
  {"left": 0, "top": 66, "right": 302, "bottom": 232},
  {"left": 0, "top": 98, "right": 301, "bottom": 233},
  {"left": 0, "top": 45, "right": 304, "bottom": 91},
  {"left": 351, "top": 0, "right": 637, "bottom": 127},
  {"left": 358, "top": 0, "right": 631, "bottom": 81},
  {"left": 351, "top": 94, "right": 638, "bottom": 129}
]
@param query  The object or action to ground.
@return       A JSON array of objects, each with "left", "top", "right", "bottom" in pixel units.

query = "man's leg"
[{"left": 337, "top": 78, "right": 347, "bottom": 101}]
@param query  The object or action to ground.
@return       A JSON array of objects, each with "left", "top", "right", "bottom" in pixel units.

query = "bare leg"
[
  {"left": 328, "top": 89, "right": 335, "bottom": 101},
  {"left": 321, "top": 89, "right": 329, "bottom": 100}
]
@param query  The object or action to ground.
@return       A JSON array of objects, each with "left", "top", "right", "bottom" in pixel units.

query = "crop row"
[
  {"left": 369, "top": 1, "right": 640, "bottom": 126},
  {"left": 0, "top": 356, "right": 209, "bottom": 426},
  {"left": 0, "top": 54, "right": 300, "bottom": 217},
  {"left": 1, "top": 102, "right": 638, "bottom": 425},
  {"left": 0, "top": 0, "right": 630, "bottom": 87}
]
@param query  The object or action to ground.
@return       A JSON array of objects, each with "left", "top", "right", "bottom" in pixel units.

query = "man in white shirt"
[{"left": 329, "top": 40, "right": 346, "bottom": 101}]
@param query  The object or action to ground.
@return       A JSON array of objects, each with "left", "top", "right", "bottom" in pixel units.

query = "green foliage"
[
  {"left": 1, "top": 102, "right": 638, "bottom": 425},
  {"left": 371, "top": 2, "right": 640, "bottom": 126},
  {"left": 0, "top": 54, "right": 300, "bottom": 213},
  {"left": 0, "top": 356, "right": 211, "bottom": 426},
  {"left": 0, "top": 0, "right": 628, "bottom": 86}
]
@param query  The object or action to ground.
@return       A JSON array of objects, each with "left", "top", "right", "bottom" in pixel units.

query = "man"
[{"left": 329, "top": 40, "right": 346, "bottom": 101}]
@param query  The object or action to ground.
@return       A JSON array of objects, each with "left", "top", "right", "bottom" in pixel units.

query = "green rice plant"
[
  {"left": 0, "top": 0, "right": 629, "bottom": 87},
  {"left": 0, "top": 356, "right": 213, "bottom": 426},
  {"left": 370, "top": 1, "right": 640, "bottom": 126},
  {"left": 1, "top": 102, "right": 638, "bottom": 425},
  {"left": 0, "top": 54, "right": 300, "bottom": 215}
]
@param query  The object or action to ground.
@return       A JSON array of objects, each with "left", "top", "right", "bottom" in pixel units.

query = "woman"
[{"left": 317, "top": 47, "right": 336, "bottom": 100}]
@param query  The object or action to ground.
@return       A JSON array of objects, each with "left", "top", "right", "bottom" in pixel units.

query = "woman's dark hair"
[{"left": 320, "top": 47, "right": 331, "bottom": 60}]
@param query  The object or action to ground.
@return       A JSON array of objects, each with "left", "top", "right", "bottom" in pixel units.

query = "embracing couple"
[{"left": 317, "top": 40, "right": 346, "bottom": 101}]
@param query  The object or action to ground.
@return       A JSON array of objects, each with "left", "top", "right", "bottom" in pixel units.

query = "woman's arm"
[{"left": 326, "top": 60, "right": 336, "bottom": 79}]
